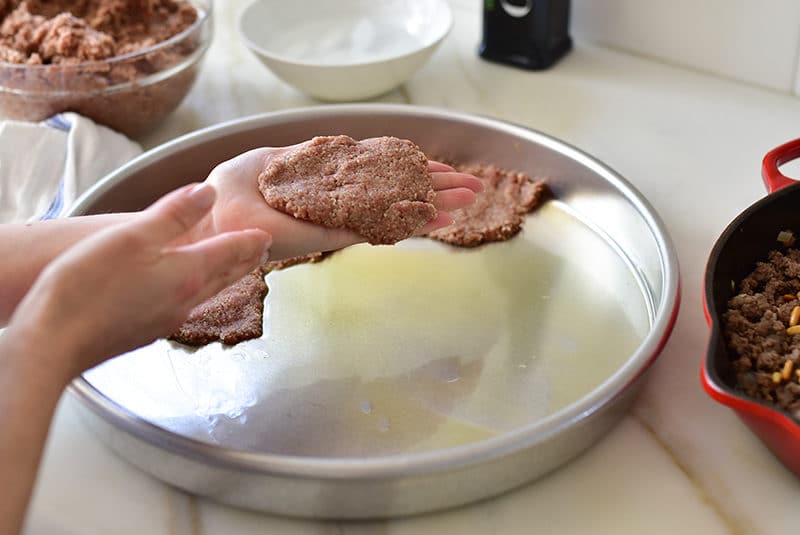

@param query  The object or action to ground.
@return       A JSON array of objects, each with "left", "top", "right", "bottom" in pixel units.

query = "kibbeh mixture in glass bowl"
[{"left": 0, "top": 0, "right": 212, "bottom": 136}]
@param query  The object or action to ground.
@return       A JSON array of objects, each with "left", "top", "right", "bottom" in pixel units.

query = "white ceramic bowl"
[{"left": 238, "top": 0, "right": 452, "bottom": 101}]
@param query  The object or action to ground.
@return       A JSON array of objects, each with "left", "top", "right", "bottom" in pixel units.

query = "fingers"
[
  {"left": 138, "top": 183, "right": 217, "bottom": 244},
  {"left": 431, "top": 171, "right": 484, "bottom": 193},
  {"left": 418, "top": 212, "right": 453, "bottom": 235},
  {"left": 266, "top": 215, "right": 363, "bottom": 261},
  {"left": 221, "top": 147, "right": 287, "bottom": 176},
  {"left": 433, "top": 187, "right": 477, "bottom": 211},
  {"left": 171, "top": 229, "right": 273, "bottom": 302},
  {"left": 422, "top": 170, "right": 483, "bottom": 234},
  {"left": 428, "top": 161, "right": 455, "bottom": 173}
]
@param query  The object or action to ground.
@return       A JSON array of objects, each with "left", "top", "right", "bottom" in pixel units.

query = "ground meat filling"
[
  {"left": 258, "top": 135, "right": 437, "bottom": 245},
  {"left": 0, "top": 0, "right": 197, "bottom": 65},
  {"left": 427, "top": 163, "right": 548, "bottom": 247},
  {"left": 724, "top": 248, "right": 800, "bottom": 418}
]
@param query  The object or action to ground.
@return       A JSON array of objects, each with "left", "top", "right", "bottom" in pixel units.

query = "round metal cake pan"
[{"left": 67, "top": 104, "right": 680, "bottom": 519}]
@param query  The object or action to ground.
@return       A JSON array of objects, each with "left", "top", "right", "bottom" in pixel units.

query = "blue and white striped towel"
[{"left": 0, "top": 113, "right": 142, "bottom": 223}]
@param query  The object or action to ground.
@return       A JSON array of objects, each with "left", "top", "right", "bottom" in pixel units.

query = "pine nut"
[
  {"left": 782, "top": 360, "right": 795, "bottom": 381},
  {"left": 787, "top": 325, "right": 800, "bottom": 335},
  {"left": 790, "top": 306, "right": 800, "bottom": 327}
]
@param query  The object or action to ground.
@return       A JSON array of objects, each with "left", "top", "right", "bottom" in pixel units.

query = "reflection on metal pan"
[{"left": 68, "top": 104, "right": 679, "bottom": 518}]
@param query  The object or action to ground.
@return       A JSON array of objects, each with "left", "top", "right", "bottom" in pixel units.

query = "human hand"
[
  {"left": 5, "top": 183, "right": 271, "bottom": 379},
  {"left": 201, "top": 144, "right": 483, "bottom": 261}
]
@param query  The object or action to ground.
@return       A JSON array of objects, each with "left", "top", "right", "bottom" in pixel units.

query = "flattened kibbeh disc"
[
  {"left": 170, "top": 253, "right": 334, "bottom": 347},
  {"left": 428, "top": 163, "right": 548, "bottom": 247},
  {"left": 169, "top": 270, "right": 267, "bottom": 346},
  {"left": 260, "top": 251, "right": 330, "bottom": 274},
  {"left": 258, "top": 135, "right": 436, "bottom": 245}
]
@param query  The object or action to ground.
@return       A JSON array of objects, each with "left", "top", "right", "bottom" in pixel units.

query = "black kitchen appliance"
[{"left": 479, "top": 0, "right": 571, "bottom": 70}]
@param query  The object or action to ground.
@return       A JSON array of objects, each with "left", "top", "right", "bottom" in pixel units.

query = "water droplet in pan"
[{"left": 378, "top": 416, "right": 391, "bottom": 432}]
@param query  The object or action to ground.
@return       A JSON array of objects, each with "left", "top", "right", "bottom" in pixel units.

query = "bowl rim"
[
  {"left": 67, "top": 103, "right": 680, "bottom": 480},
  {"left": 237, "top": 0, "right": 453, "bottom": 68},
  {"left": 0, "top": 0, "right": 213, "bottom": 71},
  {"left": 702, "top": 181, "right": 800, "bottom": 432}
]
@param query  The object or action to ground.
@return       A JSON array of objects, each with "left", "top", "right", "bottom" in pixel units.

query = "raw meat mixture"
[
  {"left": 0, "top": 0, "right": 202, "bottom": 135},
  {"left": 169, "top": 269, "right": 267, "bottom": 347},
  {"left": 0, "top": 0, "right": 196, "bottom": 64},
  {"left": 171, "top": 253, "right": 332, "bottom": 347},
  {"left": 258, "top": 135, "right": 436, "bottom": 245},
  {"left": 427, "top": 163, "right": 548, "bottom": 247},
  {"left": 174, "top": 142, "right": 551, "bottom": 347}
]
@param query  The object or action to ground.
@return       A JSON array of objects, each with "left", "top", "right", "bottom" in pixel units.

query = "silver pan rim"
[{"left": 67, "top": 103, "right": 680, "bottom": 480}]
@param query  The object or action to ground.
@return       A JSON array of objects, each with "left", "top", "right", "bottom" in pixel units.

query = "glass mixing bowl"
[{"left": 0, "top": 0, "right": 212, "bottom": 136}]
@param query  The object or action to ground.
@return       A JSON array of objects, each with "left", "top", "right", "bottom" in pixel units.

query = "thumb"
[{"left": 137, "top": 183, "right": 216, "bottom": 244}]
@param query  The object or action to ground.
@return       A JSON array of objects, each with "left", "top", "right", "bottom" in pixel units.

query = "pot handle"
[{"left": 762, "top": 137, "right": 800, "bottom": 193}]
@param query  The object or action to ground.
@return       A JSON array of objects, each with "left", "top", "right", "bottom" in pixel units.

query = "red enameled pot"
[{"left": 703, "top": 138, "right": 800, "bottom": 476}]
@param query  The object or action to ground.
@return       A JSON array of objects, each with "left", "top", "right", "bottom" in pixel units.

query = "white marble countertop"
[{"left": 24, "top": 1, "right": 800, "bottom": 534}]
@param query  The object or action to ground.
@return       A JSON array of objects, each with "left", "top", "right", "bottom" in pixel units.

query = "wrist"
[
  {"left": 2, "top": 308, "right": 86, "bottom": 388},
  {"left": 0, "top": 325, "right": 77, "bottom": 394}
]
